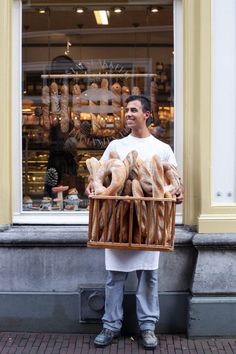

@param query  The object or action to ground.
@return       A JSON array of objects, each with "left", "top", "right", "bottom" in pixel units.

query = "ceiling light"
[
  {"left": 94, "top": 10, "right": 110, "bottom": 25},
  {"left": 76, "top": 8, "right": 84, "bottom": 14},
  {"left": 150, "top": 6, "right": 159, "bottom": 13},
  {"left": 38, "top": 8, "right": 46, "bottom": 14},
  {"left": 113, "top": 7, "right": 124, "bottom": 13}
]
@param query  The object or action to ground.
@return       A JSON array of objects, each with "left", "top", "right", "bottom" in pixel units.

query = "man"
[{"left": 86, "top": 95, "right": 183, "bottom": 349}]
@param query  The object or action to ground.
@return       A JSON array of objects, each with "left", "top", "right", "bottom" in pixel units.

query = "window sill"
[{"left": 0, "top": 225, "right": 193, "bottom": 247}]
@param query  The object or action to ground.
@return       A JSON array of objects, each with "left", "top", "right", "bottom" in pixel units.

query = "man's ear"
[{"left": 145, "top": 112, "right": 152, "bottom": 127}]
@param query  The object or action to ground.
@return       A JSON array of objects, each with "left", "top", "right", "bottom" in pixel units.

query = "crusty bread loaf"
[
  {"left": 41, "top": 85, "right": 50, "bottom": 130},
  {"left": 151, "top": 155, "right": 165, "bottom": 198},
  {"left": 149, "top": 155, "right": 165, "bottom": 243},
  {"left": 109, "top": 151, "right": 121, "bottom": 159},
  {"left": 162, "top": 162, "right": 181, "bottom": 195},
  {"left": 117, "top": 179, "right": 132, "bottom": 242},
  {"left": 86, "top": 157, "right": 100, "bottom": 182},
  {"left": 89, "top": 82, "right": 99, "bottom": 106},
  {"left": 94, "top": 158, "right": 127, "bottom": 196},
  {"left": 138, "top": 159, "right": 153, "bottom": 196},
  {"left": 123, "top": 150, "right": 138, "bottom": 179},
  {"left": 101, "top": 79, "right": 109, "bottom": 106},
  {"left": 50, "top": 82, "right": 60, "bottom": 115},
  {"left": 150, "top": 81, "right": 158, "bottom": 124},
  {"left": 131, "top": 86, "right": 141, "bottom": 95},
  {"left": 87, "top": 151, "right": 180, "bottom": 245},
  {"left": 103, "top": 179, "right": 132, "bottom": 242},
  {"left": 60, "top": 84, "right": 70, "bottom": 133},
  {"left": 111, "top": 82, "right": 122, "bottom": 109},
  {"left": 132, "top": 179, "right": 147, "bottom": 243},
  {"left": 121, "top": 86, "right": 130, "bottom": 107},
  {"left": 72, "top": 84, "right": 81, "bottom": 124},
  {"left": 129, "top": 157, "right": 143, "bottom": 180}
]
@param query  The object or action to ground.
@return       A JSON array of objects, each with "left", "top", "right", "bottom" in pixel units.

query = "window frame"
[{"left": 12, "top": 0, "right": 183, "bottom": 225}]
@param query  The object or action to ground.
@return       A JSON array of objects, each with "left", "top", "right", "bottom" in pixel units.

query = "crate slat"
[{"left": 88, "top": 195, "right": 176, "bottom": 252}]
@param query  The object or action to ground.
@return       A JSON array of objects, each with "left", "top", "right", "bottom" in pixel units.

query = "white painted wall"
[{"left": 212, "top": 0, "right": 236, "bottom": 203}]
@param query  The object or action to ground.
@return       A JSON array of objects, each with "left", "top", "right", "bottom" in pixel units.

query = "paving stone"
[{"left": 0, "top": 332, "right": 235, "bottom": 353}]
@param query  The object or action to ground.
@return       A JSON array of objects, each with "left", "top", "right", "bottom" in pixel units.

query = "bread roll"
[
  {"left": 111, "top": 82, "right": 122, "bottom": 110},
  {"left": 131, "top": 86, "right": 141, "bottom": 95},
  {"left": 121, "top": 86, "right": 130, "bottom": 107}
]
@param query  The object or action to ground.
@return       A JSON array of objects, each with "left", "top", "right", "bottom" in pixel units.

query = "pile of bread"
[
  {"left": 41, "top": 79, "right": 159, "bottom": 140},
  {"left": 86, "top": 151, "right": 181, "bottom": 245}
]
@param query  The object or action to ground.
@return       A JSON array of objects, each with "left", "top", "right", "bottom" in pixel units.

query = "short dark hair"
[{"left": 125, "top": 95, "right": 151, "bottom": 113}]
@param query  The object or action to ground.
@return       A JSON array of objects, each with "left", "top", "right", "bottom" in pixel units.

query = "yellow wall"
[
  {"left": 182, "top": 0, "right": 201, "bottom": 227},
  {"left": 1, "top": 0, "right": 236, "bottom": 232},
  {"left": 0, "top": 0, "right": 12, "bottom": 225},
  {"left": 183, "top": 0, "right": 236, "bottom": 232}
]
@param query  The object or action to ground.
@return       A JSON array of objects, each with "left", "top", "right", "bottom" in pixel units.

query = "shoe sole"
[
  {"left": 94, "top": 342, "right": 110, "bottom": 348},
  {"left": 143, "top": 344, "right": 158, "bottom": 350}
]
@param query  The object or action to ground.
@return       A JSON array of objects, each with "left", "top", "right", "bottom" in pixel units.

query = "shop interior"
[{"left": 22, "top": 1, "right": 174, "bottom": 211}]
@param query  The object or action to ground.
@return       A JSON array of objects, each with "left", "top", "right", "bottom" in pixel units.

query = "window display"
[{"left": 22, "top": 2, "right": 174, "bottom": 212}]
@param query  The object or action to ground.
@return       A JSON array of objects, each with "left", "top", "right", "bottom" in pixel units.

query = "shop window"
[{"left": 16, "top": 1, "right": 182, "bottom": 222}]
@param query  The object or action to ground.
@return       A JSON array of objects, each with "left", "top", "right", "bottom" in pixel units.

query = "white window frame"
[{"left": 12, "top": 0, "right": 183, "bottom": 224}]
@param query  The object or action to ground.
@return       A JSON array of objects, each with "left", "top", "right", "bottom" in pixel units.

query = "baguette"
[
  {"left": 103, "top": 179, "right": 132, "bottom": 242},
  {"left": 72, "top": 84, "right": 81, "bottom": 127},
  {"left": 50, "top": 82, "right": 60, "bottom": 115},
  {"left": 42, "top": 85, "right": 50, "bottom": 130},
  {"left": 132, "top": 179, "right": 147, "bottom": 243},
  {"left": 138, "top": 159, "right": 153, "bottom": 196},
  {"left": 149, "top": 155, "right": 165, "bottom": 244},
  {"left": 123, "top": 150, "right": 138, "bottom": 179},
  {"left": 60, "top": 84, "right": 70, "bottom": 133}
]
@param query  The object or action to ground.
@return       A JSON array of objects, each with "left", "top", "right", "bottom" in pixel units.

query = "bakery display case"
[
  {"left": 22, "top": 149, "right": 48, "bottom": 198},
  {"left": 22, "top": 63, "right": 173, "bottom": 211}
]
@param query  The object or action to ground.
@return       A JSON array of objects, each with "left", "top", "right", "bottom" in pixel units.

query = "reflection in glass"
[{"left": 22, "top": 3, "right": 174, "bottom": 211}]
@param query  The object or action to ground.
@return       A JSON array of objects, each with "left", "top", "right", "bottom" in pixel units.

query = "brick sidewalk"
[{"left": 0, "top": 332, "right": 235, "bottom": 354}]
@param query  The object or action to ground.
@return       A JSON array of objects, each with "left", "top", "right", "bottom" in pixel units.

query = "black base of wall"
[
  {"left": 0, "top": 291, "right": 189, "bottom": 334},
  {"left": 188, "top": 296, "right": 236, "bottom": 337}
]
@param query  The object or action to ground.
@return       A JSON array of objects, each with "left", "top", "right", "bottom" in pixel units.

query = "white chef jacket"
[{"left": 100, "top": 134, "right": 177, "bottom": 272}]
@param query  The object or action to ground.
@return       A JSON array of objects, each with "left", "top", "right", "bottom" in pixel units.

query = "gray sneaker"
[
  {"left": 140, "top": 329, "right": 158, "bottom": 349},
  {"left": 94, "top": 328, "right": 120, "bottom": 347}
]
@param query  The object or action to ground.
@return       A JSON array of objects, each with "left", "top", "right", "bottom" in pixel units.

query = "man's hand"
[
  {"left": 175, "top": 184, "right": 184, "bottom": 204},
  {"left": 85, "top": 180, "right": 95, "bottom": 197}
]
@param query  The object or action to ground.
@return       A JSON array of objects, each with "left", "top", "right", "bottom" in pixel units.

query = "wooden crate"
[{"left": 87, "top": 195, "right": 176, "bottom": 251}]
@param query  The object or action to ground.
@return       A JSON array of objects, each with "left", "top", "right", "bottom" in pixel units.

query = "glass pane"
[{"left": 22, "top": 2, "right": 174, "bottom": 212}]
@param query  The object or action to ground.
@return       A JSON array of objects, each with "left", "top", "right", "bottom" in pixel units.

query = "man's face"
[{"left": 125, "top": 100, "right": 149, "bottom": 130}]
